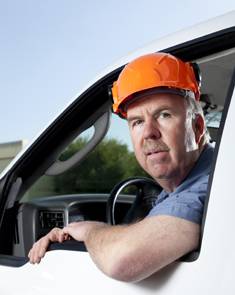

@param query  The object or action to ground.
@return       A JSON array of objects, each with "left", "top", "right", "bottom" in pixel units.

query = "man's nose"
[{"left": 143, "top": 119, "right": 161, "bottom": 140}]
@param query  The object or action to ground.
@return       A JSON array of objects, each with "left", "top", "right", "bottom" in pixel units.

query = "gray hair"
[{"left": 185, "top": 95, "right": 210, "bottom": 144}]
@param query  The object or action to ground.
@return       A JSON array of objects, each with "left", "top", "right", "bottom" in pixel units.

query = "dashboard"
[{"left": 15, "top": 194, "right": 134, "bottom": 257}]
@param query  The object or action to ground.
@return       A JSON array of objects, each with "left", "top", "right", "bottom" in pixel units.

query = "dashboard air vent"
[{"left": 39, "top": 211, "right": 65, "bottom": 229}]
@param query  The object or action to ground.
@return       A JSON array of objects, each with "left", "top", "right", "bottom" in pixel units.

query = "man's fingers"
[
  {"left": 28, "top": 238, "right": 47, "bottom": 264},
  {"left": 28, "top": 228, "right": 71, "bottom": 264}
]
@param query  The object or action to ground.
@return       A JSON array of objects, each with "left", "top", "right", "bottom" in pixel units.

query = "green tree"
[
  {"left": 24, "top": 137, "right": 149, "bottom": 201},
  {"left": 54, "top": 137, "right": 148, "bottom": 194}
]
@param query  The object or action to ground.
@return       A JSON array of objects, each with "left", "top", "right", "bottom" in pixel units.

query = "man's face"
[{"left": 127, "top": 93, "right": 200, "bottom": 190}]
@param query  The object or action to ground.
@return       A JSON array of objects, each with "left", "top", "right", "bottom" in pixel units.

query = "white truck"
[{"left": 0, "top": 11, "right": 234, "bottom": 294}]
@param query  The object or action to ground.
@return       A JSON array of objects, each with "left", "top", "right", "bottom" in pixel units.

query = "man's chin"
[
  {"left": 148, "top": 169, "right": 171, "bottom": 181},
  {"left": 146, "top": 162, "right": 171, "bottom": 178}
]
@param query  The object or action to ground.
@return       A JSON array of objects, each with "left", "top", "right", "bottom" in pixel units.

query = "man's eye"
[
  {"left": 132, "top": 119, "right": 143, "bottom": 127},
  {"left": 159, "top": 112, "right": 171, "bottom": 119}
]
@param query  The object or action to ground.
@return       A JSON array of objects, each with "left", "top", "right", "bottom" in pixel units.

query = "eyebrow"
[
  {"left": 127, "top": 106, "right": 172, "bottom": 124},
  {"left": 127, "top": 115, "right": 143, "bottom": 125}
]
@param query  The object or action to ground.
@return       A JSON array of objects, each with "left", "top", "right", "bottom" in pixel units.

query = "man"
[{"left": 28, "top": 53, "right": 214, "bottom": 282}]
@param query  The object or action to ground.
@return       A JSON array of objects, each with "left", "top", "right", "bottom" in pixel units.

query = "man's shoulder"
[{"left": 147, "top": 144, "right": 214, "bottom": 224}]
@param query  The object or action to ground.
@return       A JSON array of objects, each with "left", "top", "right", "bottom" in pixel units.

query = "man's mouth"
[{"left": 145, "top": 150, "right": 167, "bottom": 156}]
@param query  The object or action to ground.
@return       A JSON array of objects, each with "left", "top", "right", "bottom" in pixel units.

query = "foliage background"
[{"left": 25, "top": 138, "right": 148, "bottom": 200}]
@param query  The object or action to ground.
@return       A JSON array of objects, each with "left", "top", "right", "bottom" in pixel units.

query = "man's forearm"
[
  {"left": 84, "top": 222, "right": 131, "bottom": 279},
  {"left": 63, "top": 220, "right": 140, "bottom": 281},
  {"left": 63, "top": 216, "right": 200, "bottom": 282}
]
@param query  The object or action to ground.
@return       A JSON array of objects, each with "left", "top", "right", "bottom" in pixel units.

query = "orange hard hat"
[{"left": 111, "top": 52, "right": 201, "bottom": 118}]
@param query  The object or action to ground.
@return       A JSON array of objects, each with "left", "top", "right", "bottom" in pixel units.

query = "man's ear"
[{"left": 194, "top": 114, "right": 205, "bottom": 144}]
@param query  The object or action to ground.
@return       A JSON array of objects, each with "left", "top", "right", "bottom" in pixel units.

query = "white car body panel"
[{"left": 0, "top": 11, "right": 234, "bottom": 295}]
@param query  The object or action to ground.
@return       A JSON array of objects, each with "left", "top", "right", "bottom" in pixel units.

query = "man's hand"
[
  {"left": 28, "top": 221, "right": 106, "bottom": 264},
  {"left": 28, "top": 227, "right": 69, "bottom": 264},
  {"left": 62, "top": 221, "right": 107, "bottom": 241}
]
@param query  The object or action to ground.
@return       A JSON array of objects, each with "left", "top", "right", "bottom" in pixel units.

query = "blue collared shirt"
[{"left": 147, "top": 144, "right": 214, "bottom": 224}]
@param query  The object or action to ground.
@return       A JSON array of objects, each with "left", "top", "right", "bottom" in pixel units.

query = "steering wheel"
[{"left": 106, "top": 177, "right": 162, "bottom": 225}]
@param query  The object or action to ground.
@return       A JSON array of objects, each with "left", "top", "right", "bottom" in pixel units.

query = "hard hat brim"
[{"left": 120, "top": 87, "right": 195, "bottom": 116}]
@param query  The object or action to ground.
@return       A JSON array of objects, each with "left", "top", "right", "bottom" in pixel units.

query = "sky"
[{"left": 0, "top": 0, "right": 234, "bottom": 147}]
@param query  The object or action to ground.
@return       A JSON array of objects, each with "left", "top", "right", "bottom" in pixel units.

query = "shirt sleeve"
[{"left": 147, "top": 175, "right": 209, "bottom": 224}]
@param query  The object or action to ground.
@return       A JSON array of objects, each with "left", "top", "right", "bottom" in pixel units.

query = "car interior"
[{"left": 0, "top": 32, "right": 234, "bottom": 266}]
